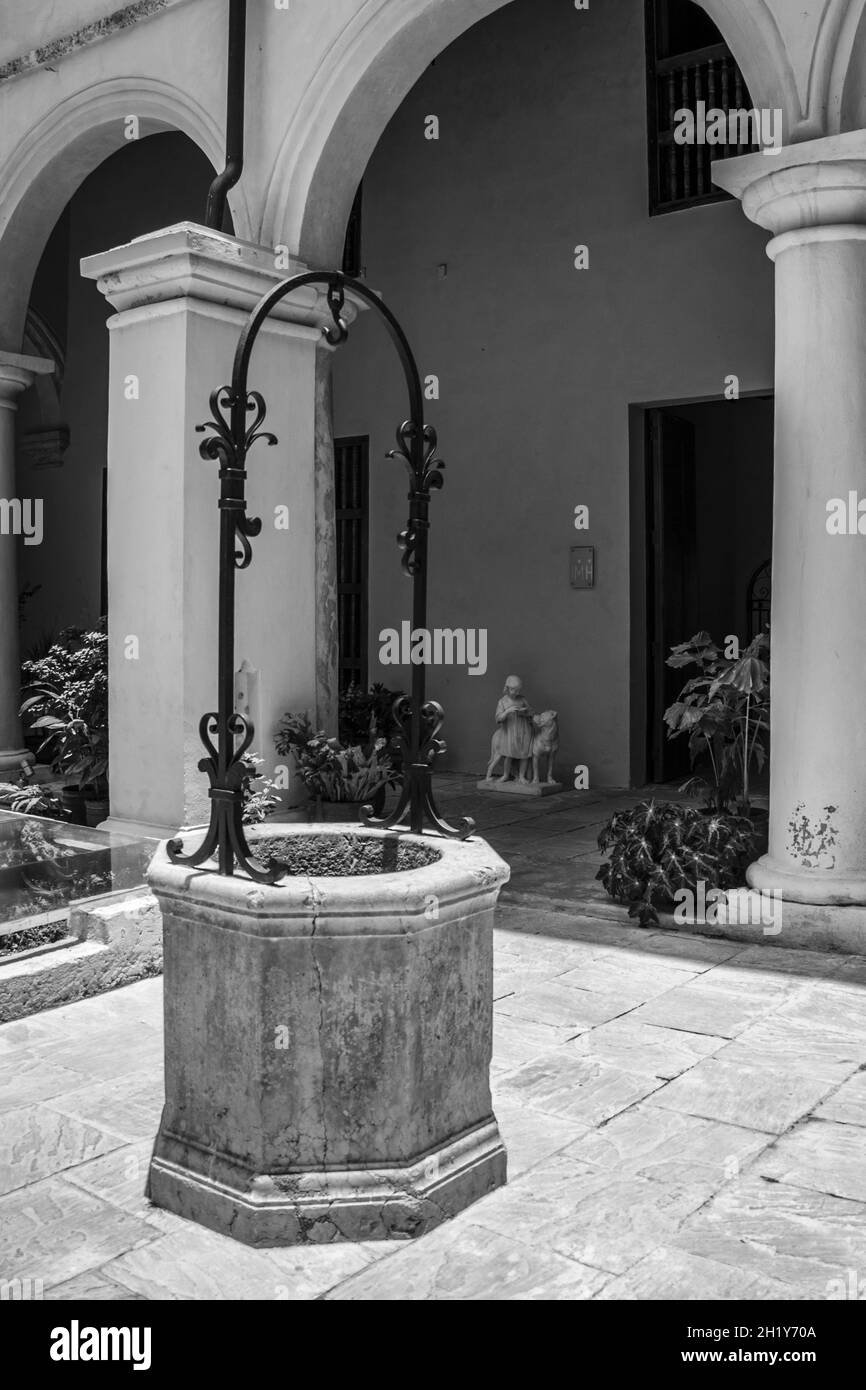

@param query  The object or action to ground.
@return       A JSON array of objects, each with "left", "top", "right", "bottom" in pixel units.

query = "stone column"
[
  {"left": 716, "top": 133, "right": 866, "bottom": 904},
  {"left": 0, "top": 351, "right": 54, "bottom": 776},
  {"left": 81, "top": 223, "right": 346, "bottom": 838}
]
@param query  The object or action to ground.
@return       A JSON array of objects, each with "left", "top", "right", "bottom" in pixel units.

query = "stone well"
[{"left": 146, "top": 824, "right": 509, "bottom": 1245}]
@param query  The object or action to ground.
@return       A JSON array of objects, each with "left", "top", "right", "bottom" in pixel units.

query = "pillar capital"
[
  {"left": 713, "top": 130, "right": 866, "bottom": 248},
  {"left": 80, "top": 221, "right": 362, "bottom": 336},
  {"left": 0, "top": 350, "right": 54, "bottom": 406}
]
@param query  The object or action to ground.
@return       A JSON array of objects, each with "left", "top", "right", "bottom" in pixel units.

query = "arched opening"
[
  {"left": 315, "top": 0, "right": 776, "bottom": 794},
  {"left": 13, "top": 129, "right": 227, "bottom": 758}
]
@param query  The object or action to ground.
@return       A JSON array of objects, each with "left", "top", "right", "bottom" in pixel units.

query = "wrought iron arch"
[{"left": 168, "top": 270, "right": 474, "bottom": 883}]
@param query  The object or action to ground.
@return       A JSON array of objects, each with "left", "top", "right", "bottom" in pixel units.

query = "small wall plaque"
[{"left": 570, "top": 546, "right": 595, "bottom": 589}]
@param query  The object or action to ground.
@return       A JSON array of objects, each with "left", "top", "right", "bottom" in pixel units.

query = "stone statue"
[
  {"left": 479, "top": 677, "right": 563, "bottom": 797},
  {"left": 530, "top": 710, "right": 559, "bottom": 785},
  {"left": 485, "top": 676, "right": 535, "bottom": 782}
]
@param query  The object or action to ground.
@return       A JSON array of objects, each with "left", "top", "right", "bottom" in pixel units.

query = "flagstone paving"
[{"left": 2, "top": 777, "right": 866, "bottom": 1300}]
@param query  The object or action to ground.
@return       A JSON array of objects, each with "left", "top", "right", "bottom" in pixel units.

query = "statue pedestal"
[{"left": 476, "top": 779, "right": 563, "bottom": 797}]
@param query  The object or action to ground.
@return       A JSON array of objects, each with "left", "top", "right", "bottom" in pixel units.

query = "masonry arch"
[
  {"left": 262, "top": 0, "right": 798, "bottom": 267},
  {"left": 0, "top": 76, "right": 251, "bottom": 351}
]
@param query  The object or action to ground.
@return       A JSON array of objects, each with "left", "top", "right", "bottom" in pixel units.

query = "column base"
[
  {"left": 0, "top": 748, "right": 33, "bottom": 778},
  {"left": 147, "top": 1117, "right": 507, "bottom": 1247},
  {"left": 96, "top": 816, "right": 206, "bottom": 841},
  {"left": 748, "top": 853, "right": 866, "bottom": 906}
]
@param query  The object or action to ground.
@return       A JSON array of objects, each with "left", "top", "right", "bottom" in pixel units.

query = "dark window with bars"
[
  {"left": 646, "top": 0, "right": 758, "bottom": 214},
  {"left": 335, "top": 436, "right": 369, "bottom": 691}
]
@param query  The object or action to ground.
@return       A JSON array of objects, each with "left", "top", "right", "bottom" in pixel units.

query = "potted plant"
[
  {"left": 597, "top": 799, "right": 758, "bottom": 928},
  {"left": 0, "top": 779, "right": 67, "bottom": 821},
  {"left": 275, "top": 712, "right": 400, "bottom": 821},
  {"left": 19, "top": 623, "right": 109, "bottom": 826},
  {"left": 663, "top": 631, "right": 770, "bottom": 831}
]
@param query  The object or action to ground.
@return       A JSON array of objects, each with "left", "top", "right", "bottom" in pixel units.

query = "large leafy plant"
[
  {"left": 20, "top": 624, "right": 109, "bottom": 797},
  {"left": 275, "top": 713, "right": 400, "bottom": 804},
  {"left": 0, "top": 780, "right": 66, "bottom": 820},
  {"left": 339, "top": 682, "right": 406, "bottom": 747},
  {"left": 663, "top": 631, "right": 769, "bottom": 814},
  {"left": 596, "top": 800, "right": 756, "bottom": 928}
]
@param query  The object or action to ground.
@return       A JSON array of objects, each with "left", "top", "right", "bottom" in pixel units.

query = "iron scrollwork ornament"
[
  {"left": 169, "top": 269, "right": 473, "bottom": 884},
  {"left": 167, "top": 388, "right": 287, "bottom": 883}
]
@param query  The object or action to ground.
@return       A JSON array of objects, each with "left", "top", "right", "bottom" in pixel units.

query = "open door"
[{"left": 646, "top": 409, "right": 698, "bottom": 782}]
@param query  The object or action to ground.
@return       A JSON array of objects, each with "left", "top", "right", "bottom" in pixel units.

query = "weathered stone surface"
[
  {"left": 0, "top": 1105, "right": 127, "bottom": 1195},
  {"left": 596, "top": 1245, "right": 794, "bottom": 1300},
  {"left": 674, "top": 1176, "right": 866, "bottom": 1295},
  {"left": 146, "top": 826, "right": 510, "bottom": 1245},
  {"left": 325, "top": 1221, "right": 606, "bottom": 1300},
  {"left": 755, "top": 1119, "right": 866, "bottom": 1202},
  {"left": 563, "top": 1103, "right": 771, "bottom": 1185},
  {"left": 0, "top": 892, "right": 162, "bottom": 1023},
  {"left": 0, "top": 1176, "right": 157, "bottom": 1291},
  {"left": 648, "top": 1055, "right": 838, "bottom": 1134}
]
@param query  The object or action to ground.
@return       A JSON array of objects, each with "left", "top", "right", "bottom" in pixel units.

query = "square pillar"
[{"left": 82, "top": 223, "right": 336, "bottom": 837}]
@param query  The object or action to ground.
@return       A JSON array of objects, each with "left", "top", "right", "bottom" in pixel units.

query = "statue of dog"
[{"left": 530, "top": 711, "right": 559, "bottom": 785}]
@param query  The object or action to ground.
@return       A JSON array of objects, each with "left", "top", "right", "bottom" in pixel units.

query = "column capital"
[
  {"left": 80, "top": 221, "right": 364, "bottom": 336},
  {"left": 0, "top": 350, "right": 54, "bottom": 406},
  {"left": 713, "top": 130, "right": 866, "bottom": 252}
]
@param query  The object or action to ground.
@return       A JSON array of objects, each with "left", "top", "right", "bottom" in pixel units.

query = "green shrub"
[
  {"left": 20, "top": 623, "right": 108, "bottom": 797},
  {"left": 275, "top": 712, "right": 400, "bottom": 804},
  {"left": 596, "top": 800, "right": 757, "bottom": 928}
]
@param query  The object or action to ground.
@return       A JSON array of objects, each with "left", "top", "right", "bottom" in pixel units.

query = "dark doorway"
[
  {"left": 646, "top": 409, "right": 698, "bottom": 782},
  {"left": 642, "top": 396, "right": 774, "bottom": 784},
  {"left": 335, "top": 435, "right": 370, "bottom": 690}
]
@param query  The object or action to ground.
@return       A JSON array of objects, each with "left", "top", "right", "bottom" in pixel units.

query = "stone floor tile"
[
  {"left": 814, "top": 1070, "right": 866, "bottom": 1126},
  {"left": 324, "top": 1221, "right": 607, "bottom": 1300},
  {"left": 495, "top": 1101, "right": 588, "bottom": 1178},
  {"left": 0, "top": 1050, "right": 90, "bottom": 1113},
  {"left": 622, "top": 933, "right": 745, "bottom": 970},
  {"left": 102, "top": 1227, "right": 391, "bottom": 1301},
  {"left": 673, "top": 1175, "right": 866, "bottom": 1296},
  {"left": 493, "top": 1049, "right": 664, "bottom": 1126},
  {"left": 33, "top": 1022, "right": 163, "bottom": 1083},
  {"left": 491, "top": 1014, "right": 580, "bottom": 1073},
  {"left": 495, "top": 980, "right": 637, "bottom": 1030},
  {"left": 0, "top": 1178, "right": 159, "bottom": 1290},
  {"left": 476, "top": 1157, "right": 714, "bottom": 1275},
  {"left": 557, "top": 957, "right": 700, "bottom": 1006},
  {"left": 647, "top": 1055, "right": 837, "bottom": 1134},
  {"left": 60, "top": 1140, "right": 167, "bottom": 1225},
  {"left": 714, "top": 1014, "right": 864, "bottom": 1084},
  {"left": 0, "top": 1105, "right": 128, "bottom": 1196},
  {"left": 628, "top": 982, "right": 788, "bottom": 1039},
  {"left": 567, "top": 1018, "right": 726, "bottom": 1078},
  {"left": 563, "top": 1103, "right": 771, "bottom": 1185},
  {"left": 44, "top": 1270, "right": 149, "bottom": 1300},
  {"left": 723, "top": 945, "right": 851, "bottom": 982},
  {"left": 43, "top": 1070, "right": 165, "bottom": 1142},
  {"left": 775, "top": 985, "right": 866, "bottom": 1039},
  {"left": 595, "top": 1245, "right": 796, "bottom": 1301},
  {"left": 755, "top": 1119, "right": 866, "bottom": 1202}
]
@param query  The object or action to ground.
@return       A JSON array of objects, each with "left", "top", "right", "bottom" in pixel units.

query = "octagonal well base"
[
  {"left": 145, "top": 825, "right": 510, "bottom": 1247},
  {"left": 147, "top": 1116, "right": 506, "bottom": 1246}
]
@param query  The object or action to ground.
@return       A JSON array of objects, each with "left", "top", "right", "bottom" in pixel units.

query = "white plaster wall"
[{"left": 331, "top": 0, "right": 775, "bottom": 785}]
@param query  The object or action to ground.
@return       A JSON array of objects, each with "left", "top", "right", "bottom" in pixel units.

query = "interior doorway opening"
[{"left": 635, "top": 394, "right": 774, "bottom": 785}]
